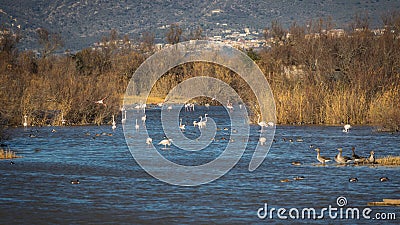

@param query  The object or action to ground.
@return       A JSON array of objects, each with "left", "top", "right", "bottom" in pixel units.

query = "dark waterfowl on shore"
[{"left": 351, "top": 147, "right": 365, "bottom": 163}]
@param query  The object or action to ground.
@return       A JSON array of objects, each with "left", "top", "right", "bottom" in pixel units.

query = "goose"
[
  {"left": 334, "top": 148, "right": 352, "bottom": 164},
  {"left": 351, "top": 147, "right": 365, "bottom": 163},
  {"left": 315, "top": 148, "right": 331, "bottom": 164},
  {"left": 367, "top": 151, "right": 375, "bottom": 163}
]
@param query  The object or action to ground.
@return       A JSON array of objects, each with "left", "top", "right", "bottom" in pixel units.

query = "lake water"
[{"left": 0, "top": 106, "right": 399, "bottom": 224}]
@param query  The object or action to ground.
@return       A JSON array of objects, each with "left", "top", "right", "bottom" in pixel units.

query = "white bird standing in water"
[
  {"left": 259, "top": 137, "right": 267, "bottom": 145},
  {"left": 227, "top": 100, "right": 234, "bottom": 111},
  {"left": 121, "top": 109, "right": 126, "bottom": 124},
  {"left": 111, "top": 115, "right": 116, "bottom": 130},
  {"left": 146, "top": 137, "right": 153, "bottom": 146},
  {"left": 343, "top": 124, "right": 351, "bottom": 132},
  {"left": 23, "top": 115, "right": 28, "bottom": 127},
  {"left": 159, "top": 138, "right": 173, "bottom": 149},
  {"left": 135, "top": 119, "right": 139, "bottom": 130},
  {"left": 141, "top": 114, "right": 146, "bottom": 125},
  {"left": 257, "top": 114, "right": 267, "bottom": 132},
  {"left": 61, "top": 113, "right": 66, "bottom": 125},
  {"left": 179, "top": 118, "right": 185, "bottom": 131}
]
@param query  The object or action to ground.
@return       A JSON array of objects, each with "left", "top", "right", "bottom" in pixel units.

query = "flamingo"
[
  {"left": 61, "top": 113, "right": 66, "bottom": 125},
  {"left": 23, "top": 115, "right": 28, "bottom": 127},
  {"left": 259, "top": 137, "right": 267, "bottom": 145},
  {"left": 315, "top": 148, "right": 331, "bottom": 164},
  {"left": 159, "top": 138, "right": 173, "bottom": 149},
  {"left": 343, "top": 124, "right": 351, "bottom": 132},
  {"left": 257, "top": 114, "right": 267, "bottom": 132},
  {"left": 198, "top": 116, "right": 206, "bottom": 129},
  {"left": 198, "top": 114, "right": 208, "bottom": 128},
  {"left": 146, "top": 137, "right": 153, "bottom": 146},
  {"left": 179, "top": 118, "right": 185, "bottom": 131},
  {"left": 111, "top": 115, "right": 116, "bottom": 130},
  {"left": 94, "top": 96, "right": 107, "bottom": 107},
  {"left": 227, "top": 100, "right": 234, "bottom": 111},
  {"left": 135, "top": 119, "right": 139, "bottom": 130},
  {"left": 121, "top": 110, "right": 127, "bottom": 124},
  {"left": 141, "top": 114, "right": 146, "bottom": 125}
]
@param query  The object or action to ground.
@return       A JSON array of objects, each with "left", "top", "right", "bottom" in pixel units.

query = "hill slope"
[{"left": 1, "top": 0, "right": 399, "bottom": 51}]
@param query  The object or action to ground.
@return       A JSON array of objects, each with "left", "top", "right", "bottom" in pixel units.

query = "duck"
[
  {"left": 291, "top": 161, "right": 301, "bottom": 166},
  {"left": 293, "top": 176, "right": 305, "bottom": 181},
  {"left": 315, "top": 148, "right": 331, "bottom": 164},
  {"left": 351, "top": 147, "right": 365, "bottom": 163},
  {"left": 367, "top": 151, "right": 375, "bottom": 164},
  {"left": 280, "top": 179, "right": 291, "bottom": 183},
  {"left": 334, "top": 148, "right": 352, "bottom": 164},
  {"left": 10, "top": 161, "right": 15, "bottom": 165},
  {"left": 380, "top": 177, "right": 389, "bottom": 182},
  {"left": 71, "top": 180, "right": 80, "bottom": 184},
  {"left": 349, "top": 177, "right": 358, "bottom": 182}
]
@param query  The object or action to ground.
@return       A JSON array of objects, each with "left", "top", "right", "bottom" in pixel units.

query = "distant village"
[{"left": 91, "top": 25, "right": 391, "bottom": 53}]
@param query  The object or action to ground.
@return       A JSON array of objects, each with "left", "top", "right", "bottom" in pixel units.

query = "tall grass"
[
  {"left": 0, "top": 148, "right": 20, "bottom": 159},
  {"left": 0, "top": 16, "right": 400, "bottom": 130}
]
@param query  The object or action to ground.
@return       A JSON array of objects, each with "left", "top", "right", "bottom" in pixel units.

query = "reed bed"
[
  {"left": 376, "top": 156, "right": 400, "bottom": 166},
  {"left": 0, "top": 148, "right": 21, "bottom": 159}
]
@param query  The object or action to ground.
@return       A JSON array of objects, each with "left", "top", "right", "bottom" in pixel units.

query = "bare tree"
[
  {"left": 166, "top": 23, "right": 183, "bottom": 44},
  {"left": 36, "top": 28, "right": 64, "bottom": 58}
]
